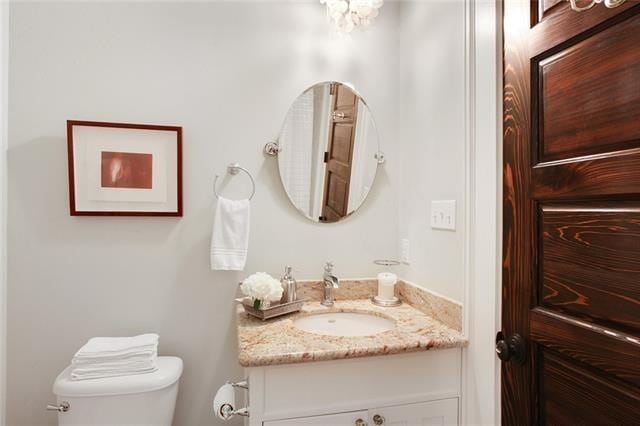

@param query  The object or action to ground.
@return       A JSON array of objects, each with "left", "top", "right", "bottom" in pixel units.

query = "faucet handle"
[{"left": 324, "top": 261, "right": 334, "bottom": 272}]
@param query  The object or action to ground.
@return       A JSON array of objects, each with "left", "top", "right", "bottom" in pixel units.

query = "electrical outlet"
[
  {"left": 431, "top": 200, "right": 456, "bottom": 231},
  {"left": 400, "top": 238, "right": 410, "bottom": 264}
]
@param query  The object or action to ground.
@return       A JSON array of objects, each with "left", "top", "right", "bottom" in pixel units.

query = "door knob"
[
  {"left": 373, "top": 414, "right": 385, "bottom": 425},
  {"left": 495, "top": 332, "right": 526, "bottom": 364}
]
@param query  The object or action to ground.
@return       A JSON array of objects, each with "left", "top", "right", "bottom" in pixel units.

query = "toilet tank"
[{"left": 53, "top": 356, "right": 183, "bottom": 426}]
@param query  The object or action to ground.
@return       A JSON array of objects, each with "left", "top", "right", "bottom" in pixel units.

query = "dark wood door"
[
  {"left": 321, "top": 83, "right": 359, "bottom": 222},
  {"left": 502, "top": 1, "right": 640, "bottom": 424}
]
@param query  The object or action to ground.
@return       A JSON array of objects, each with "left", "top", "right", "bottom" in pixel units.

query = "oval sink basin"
[{"left": 293, "top": 312, "right": 395, "bottom": 337}]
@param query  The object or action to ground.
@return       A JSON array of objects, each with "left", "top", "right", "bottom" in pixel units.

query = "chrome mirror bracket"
[{"left": 264, "top": 141, "right": 280, "bottom": 157}]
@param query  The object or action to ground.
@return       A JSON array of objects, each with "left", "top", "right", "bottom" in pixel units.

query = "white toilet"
[{"left": 52, "top": 356, "right": 183, "bottom": 426}]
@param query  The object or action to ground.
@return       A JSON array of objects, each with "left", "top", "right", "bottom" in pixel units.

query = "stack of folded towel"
[{"left": 71, "top": 333, "right": 159, "bottom": 381}]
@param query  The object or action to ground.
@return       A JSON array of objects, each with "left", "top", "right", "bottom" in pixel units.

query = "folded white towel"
[
  {"left": 71, "top": 364, "right": 158, "bottom": 381},
  {"left": 72, "top": 352, "right": 155, "bottom": 366},
  {"left": 74, "top": 333, "right": 159, "bottom": 359},
  {"left": 71, "top": 357, "right": 158, "bottom": 381},
  {"left": 70, "top": 334, "right": 160, "bottom": 381},
  {"left": 73, "top": 348, "right": 156, "bottom": 362},
  {"left": 73, "top": 359, "right": 156, "bottom": 370},
  {"left": 210, "top": 196, "right": 250, "bottom": 271}
]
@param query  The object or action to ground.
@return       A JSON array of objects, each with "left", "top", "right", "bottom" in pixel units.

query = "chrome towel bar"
[{"left": 213, "top": 163, "right": 256, "bottom": 201}]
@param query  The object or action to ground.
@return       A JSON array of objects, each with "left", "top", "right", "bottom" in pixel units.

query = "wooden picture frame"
[{"left": 67, "top": 120, "right": 183, "bottom": 216}]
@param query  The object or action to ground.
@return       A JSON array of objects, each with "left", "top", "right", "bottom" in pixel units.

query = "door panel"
[
  {"left": 503, "top": 1, "right": 640, "bottom": 424},
  {"left": 538, "top": 0, "right": 564, "bottom": 22},
  {"left": 542, "top": 352, "right": 640, "bottom": 425},
  {"left": 324, "top": 173, "right": 348, "bottom": 221},
  {"left": 538, "top": 13, "right": 640, "bottom": 161},
  {"left": 530, "top": 308, "right": 640, "bottom": 386},
  {"left": 335, "top": 86, "right": 357, "bottom": 110},
  {"left": 540, "top": 205, "right": 640, "bottom": 331},
  {"left": 331, "top": 124, "right": 355, "bottom": 163},
  {"left": 529, "top": 0, "right": 638, "bottom": 58}
]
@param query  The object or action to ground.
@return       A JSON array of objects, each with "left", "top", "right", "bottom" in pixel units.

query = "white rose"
[{"left": 241, "top": 272, "right": 283, "bottom": 303}]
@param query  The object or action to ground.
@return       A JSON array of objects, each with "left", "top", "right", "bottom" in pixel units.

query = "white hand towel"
[
  {"left": 72, "top": 351, "right": 157, "bottom": 366},
  {"left": 73, "top": 334, "right": 159, "bottom": 359},
  {"left": 73, "top": 359, "right": 156, "bottom": 370},
  {"left": 211, "top": 196, "right": 250, "bottom": 271},
  {"left": 71, "top": 364, "right": 158, "bottom": 381},
  {"left": 73, "top": 348, "right": 156, "bottom": 361},
  {"left": 72, "top": 359, "right": 156, "bottom": 374}
]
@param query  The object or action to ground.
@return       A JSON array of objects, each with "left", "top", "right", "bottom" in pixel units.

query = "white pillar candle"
[{"left": 377, "top": 272, "right": 397, "bottom": 300}]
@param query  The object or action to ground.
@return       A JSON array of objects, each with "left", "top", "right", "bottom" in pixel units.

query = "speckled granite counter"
[{"left": 237, "top": 280, "right": 468, "bottom": 367}]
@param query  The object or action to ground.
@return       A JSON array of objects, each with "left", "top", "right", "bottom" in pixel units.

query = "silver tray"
[{"left": 236, "top": 298, "right": 305, "bottom": 321}]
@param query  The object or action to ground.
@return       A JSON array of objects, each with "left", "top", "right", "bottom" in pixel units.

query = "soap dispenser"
[{"left": 280, "top": 266, "right": 297, "bottom": 304}]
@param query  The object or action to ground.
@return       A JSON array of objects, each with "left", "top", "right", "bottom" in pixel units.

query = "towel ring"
[{"left": 214, "top": 163, "right": 256, "bottom": 200}]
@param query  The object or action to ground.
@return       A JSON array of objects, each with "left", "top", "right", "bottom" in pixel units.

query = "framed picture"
[{"left": 67, "top": 120, "right": 183, "bottom": 216}]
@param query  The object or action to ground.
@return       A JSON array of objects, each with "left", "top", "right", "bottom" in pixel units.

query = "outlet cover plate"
[{"left": 400, "top": 238, "right": 410, "bottom": 264}]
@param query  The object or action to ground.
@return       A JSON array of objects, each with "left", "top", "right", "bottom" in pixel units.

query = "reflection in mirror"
[{"left": 277, "top": 82, "right": 381, "bottom": 223}]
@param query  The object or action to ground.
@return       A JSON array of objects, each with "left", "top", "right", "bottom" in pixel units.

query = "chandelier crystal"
[{"left": 320, "top": 0, "right": 384, "bottom": 33}]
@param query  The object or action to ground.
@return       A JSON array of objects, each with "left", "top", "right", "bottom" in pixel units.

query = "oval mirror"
[{"left": 276, "top": 82, "right": 382, "bottom": 223}]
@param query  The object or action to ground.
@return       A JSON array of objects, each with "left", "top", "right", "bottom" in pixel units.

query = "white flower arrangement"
[
  {"left": 241, "top": 272, "right": 283, "bottom": 310},
  {"left": 320, "top": 0, "right": 383, "bottom": 33}
]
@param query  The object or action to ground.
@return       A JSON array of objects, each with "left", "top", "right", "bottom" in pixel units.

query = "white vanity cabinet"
[{"left": 244, "top": 349, "right": 461, "bottom": 426}]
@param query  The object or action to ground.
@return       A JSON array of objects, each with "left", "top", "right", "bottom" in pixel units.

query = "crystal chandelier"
[
  {"left": 568, "top": 0, "right": 626, "bottom": 12},
  {"left": 320, "top": 0, "right": 384, "bottom": 33}
]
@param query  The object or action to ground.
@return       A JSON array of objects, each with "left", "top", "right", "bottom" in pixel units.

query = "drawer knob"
[
  {"left": 355, "top": 419, "right": 368, "bottom": 426},
  {"left": 373, "top": 414, "right": 385, "bottom": 425}
]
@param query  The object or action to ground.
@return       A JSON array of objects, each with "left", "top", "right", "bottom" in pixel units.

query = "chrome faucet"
[{"left": 322, "top": 262, "right": 340, "bottom": 307}]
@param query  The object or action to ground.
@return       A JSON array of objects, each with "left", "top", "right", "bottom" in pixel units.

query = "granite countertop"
[{"left": 237, "top": 281, "right": 467, "bottom": 367}]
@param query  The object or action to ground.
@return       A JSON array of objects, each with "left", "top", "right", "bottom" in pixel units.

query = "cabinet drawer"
[
  {"left": 371, "top": 398, "right": 458, "bottom": 426},
  {"left": 254, "top": 349, "right": 461, "bottom": 420},
  {"left": 264, "top": 410, "right": 367, "bottom": 426},
  {"left": 263, "top": 398, "right": 459, "bottom": 426}
]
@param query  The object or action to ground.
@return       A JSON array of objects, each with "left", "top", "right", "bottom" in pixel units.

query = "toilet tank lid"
[{"left": 53, "top": 356, "right": 183, "bottom": 397}]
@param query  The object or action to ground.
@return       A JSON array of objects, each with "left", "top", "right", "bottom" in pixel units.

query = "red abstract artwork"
[{"left": 101, "top": 151, "right": 152, "bottom": 189}]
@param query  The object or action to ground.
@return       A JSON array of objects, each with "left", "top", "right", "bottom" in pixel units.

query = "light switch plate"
[{"left": 431, "top": 200, "right": 456, "bottom": 231}]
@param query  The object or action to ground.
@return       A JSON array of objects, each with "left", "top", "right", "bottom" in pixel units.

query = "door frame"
[
  {"left": 0, "top": 0, "right": 8, "bottom": 423},
  {"left": 461, "top": 0, "right": 502, "bottom": 425}
]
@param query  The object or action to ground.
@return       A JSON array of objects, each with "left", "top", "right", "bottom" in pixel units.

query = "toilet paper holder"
[
  {"left": 214, "top": 379, "right": 250, "bottom": 420},
  {"left": 220, "top": 404, "right": 249, "bottom": 419}
]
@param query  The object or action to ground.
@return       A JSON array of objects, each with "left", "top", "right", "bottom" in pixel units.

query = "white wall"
[
  {"left": 396, "top": 0, "right": 467, "bottom": 302},
  {"left": 7, "top": 3, "right": 400, "bottom": 425}
]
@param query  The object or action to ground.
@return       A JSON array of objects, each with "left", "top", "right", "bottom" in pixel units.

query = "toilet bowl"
[{"left": 53, "top": 356, "right": 183, "bottom": 426}]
